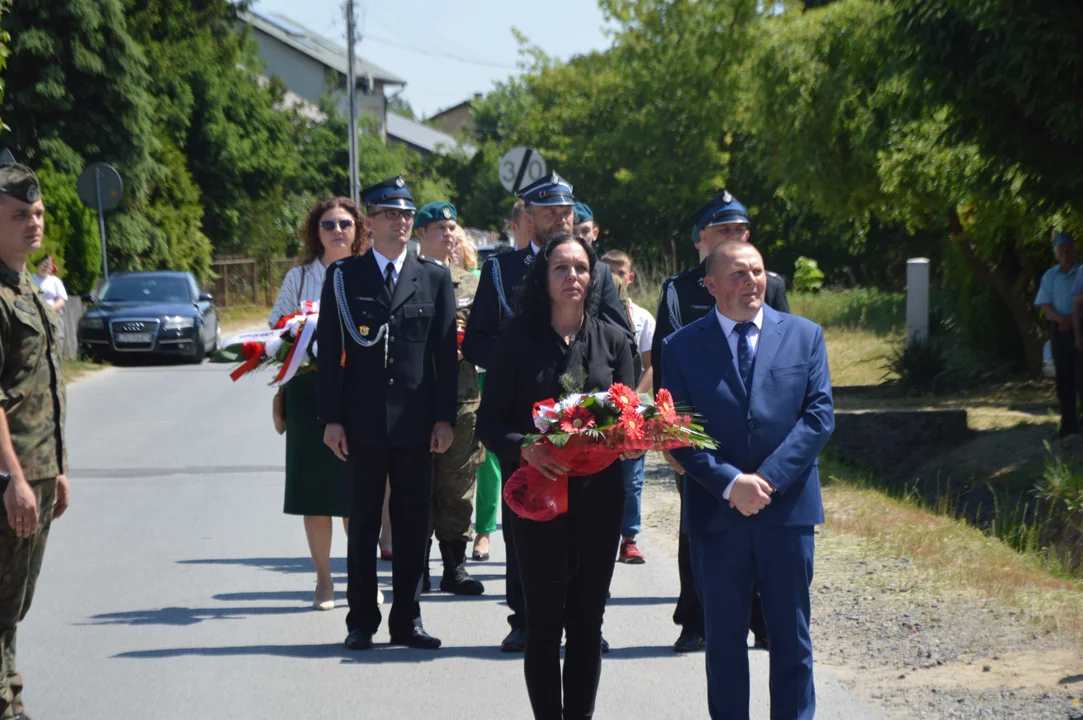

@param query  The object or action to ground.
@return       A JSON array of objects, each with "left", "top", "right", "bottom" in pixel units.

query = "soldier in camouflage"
[
  {"left": 415, "top": 202, "right": 486, "bottom": 596},
  {"left": 0, "top": 156, "right": 68, "bottom": 720}
]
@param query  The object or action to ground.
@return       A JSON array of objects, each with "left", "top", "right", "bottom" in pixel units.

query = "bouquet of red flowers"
[
  {"left": 210, "top": 300, "right": 320, "bottom": 386},
  {"left": 503, "top": 383, "right": 716, "bottom": 521}
]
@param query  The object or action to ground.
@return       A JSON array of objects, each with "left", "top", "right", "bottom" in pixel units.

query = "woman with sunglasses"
[{"left": 270, "top": 197, "right": 376, "bottom": 610}]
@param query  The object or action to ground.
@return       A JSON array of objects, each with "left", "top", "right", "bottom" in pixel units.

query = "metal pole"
[
  {"left": 95, "top": 167, "right": 109, "bottom": 279},
  {"left": 906, "top": 258, "right": 930, "bottom": 344},
  {"left": 346, "top": 0, "right": 360, "bottom": 206}
]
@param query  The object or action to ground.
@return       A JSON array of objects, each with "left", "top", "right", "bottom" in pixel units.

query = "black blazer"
[
  {"left": 476, "top": 316, "right": 635, "bottom": 475},
  {"left": 463, "top": 247, "right": 634, "bottom": 371},
  {"left": 317, "top": 251, "right": 457, "bottom": 448}
]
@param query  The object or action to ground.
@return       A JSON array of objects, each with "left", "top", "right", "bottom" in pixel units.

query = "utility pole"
[{"left": 345, "top": 0, "right": 360, "bottom": 206}]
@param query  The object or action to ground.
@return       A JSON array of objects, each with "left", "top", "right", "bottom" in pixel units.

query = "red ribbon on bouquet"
[{"left": 230, "top": 342, "right": 265, "bottom": 381}]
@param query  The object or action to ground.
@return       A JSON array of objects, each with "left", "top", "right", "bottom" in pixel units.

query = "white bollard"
[{"left": 906, "top": 258, "right": 930, "bottom": 344}]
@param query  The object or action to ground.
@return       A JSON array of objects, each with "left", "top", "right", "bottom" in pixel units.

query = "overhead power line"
[{"left": 362, "top": 34, "right": 519, "bottom": 70}]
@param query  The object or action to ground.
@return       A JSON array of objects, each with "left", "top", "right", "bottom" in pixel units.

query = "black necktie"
[
  {"left": 384, "top": 263, "right": 396, "bottom": 297},
  {"left": 735, "top": 322, "right": 755, "bottom": 394}
]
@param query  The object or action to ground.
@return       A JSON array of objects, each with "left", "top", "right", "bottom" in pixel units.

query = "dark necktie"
[
  {"left": 735, "top": 321, "right": 755, "bottom": 394},
  {"left": 384, "top": 263, "right": 396, "bottom": 297}
]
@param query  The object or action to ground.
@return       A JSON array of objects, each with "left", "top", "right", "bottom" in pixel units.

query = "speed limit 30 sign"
[{"left": 498, "top": 146, "right": 547, "bottom": 193}]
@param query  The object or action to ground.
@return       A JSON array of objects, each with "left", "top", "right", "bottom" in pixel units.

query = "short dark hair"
[
  {"left": 705, "top": 239, "right": 761, "bottom": 275},
  {"left": 600, "top": 249, "right": 632, "bottom": 273},
  {"left": 301, "top": 197, "right": 369, "bottom": 264},
  {"left": 515, "top": 233, "right": 599, "bottom": 329}
]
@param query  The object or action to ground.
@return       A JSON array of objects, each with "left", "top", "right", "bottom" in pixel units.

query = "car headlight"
[
  {"left": 80, "top": 317, "right": 104, "bottom": 330},
  {"left": 162, "top": 315, "right": 196, "bottom": 330}
]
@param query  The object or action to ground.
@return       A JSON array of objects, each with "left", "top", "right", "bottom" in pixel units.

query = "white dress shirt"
[
  {"left": 714, "top": 306, "right": 764, "bottom": 500},
  {"left": 530, "top": 241, "right": 541, "bottom": 255},
  {"left": 372, "top": 247, "right": 408, "bottom": 284}
]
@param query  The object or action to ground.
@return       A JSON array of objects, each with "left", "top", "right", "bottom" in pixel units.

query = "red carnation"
[
  {"left": 655, "top": 388, "right": 678, "bottom": 424},
  {"left": 559, "top": 405, "right": 596, "bottom": 434},
  {"left": 608, "top": 383, "right": 639, "bottom": 413},
  {"left": 620, "top": 409, "right": 646, "bottom": 441}
]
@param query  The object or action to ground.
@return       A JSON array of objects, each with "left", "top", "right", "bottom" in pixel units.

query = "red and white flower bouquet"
[
  {"left": 211, "top": 300, "right": 320, "bottom": 386},
  {"left": 504, "top": 383, "right": 717, "bottom": 521}
]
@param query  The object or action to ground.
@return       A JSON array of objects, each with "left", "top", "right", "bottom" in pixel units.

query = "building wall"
[
  {"left": 429, "top": 103, "right": 474, "bottom": 135},
  {"left": 251, "top": 30, "right": 330, "bottom": 105}
]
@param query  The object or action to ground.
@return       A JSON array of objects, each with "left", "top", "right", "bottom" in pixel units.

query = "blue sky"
[{"left": 251, "top": 0, "right": 615, "bottom": 118}]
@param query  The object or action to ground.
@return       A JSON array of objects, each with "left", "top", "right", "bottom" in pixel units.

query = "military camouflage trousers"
[
  {"left": 431, "top": 406, "right": 485, "bottom": 543},
  {"left": 0, "top": 477, "right": 55, "bottom": 719}
]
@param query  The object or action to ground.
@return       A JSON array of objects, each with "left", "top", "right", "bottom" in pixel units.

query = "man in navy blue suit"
[{"left": 663, "top": 240, "right": 834, "bottom": 719}]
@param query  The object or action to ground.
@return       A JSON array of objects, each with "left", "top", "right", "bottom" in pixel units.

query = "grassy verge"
[
  {"left": 821, "top": 454, "right": 1083, "bottom": 642},
  {"left": 824, "top": 328, "right": 899, "bottom": 386},
  {"left": 219, "top": 305, "right": 272, "bottom": 334},
  {"left": 63, "top": 357, "right": 106, "bottom": 384}
]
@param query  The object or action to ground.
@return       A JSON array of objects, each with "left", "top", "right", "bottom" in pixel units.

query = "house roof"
[
  {"left": 240, "top": 10, "right": 406, "bottom": 86},
  {"left": 386, "top": 112, "right": 476, "bottom": 158}
]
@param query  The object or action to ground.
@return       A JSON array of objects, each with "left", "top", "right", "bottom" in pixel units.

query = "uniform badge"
[
  {"left": 442, "top": 206, "right": 452, "bottom": 219},
  {"left": 359, "top": 325, "right": 370, "bottom": 337},
  {"left": 722, "top": 190, "right": 733, "bottom": 203},
  {"left": 524, "top": 254, "right": 533, "bottom": 265},
  {"left": 395, "top": 177, "right": 405, "bottom": 187},
  {"left": 698, "top": 277, "right": 706, "bottom": 288}
]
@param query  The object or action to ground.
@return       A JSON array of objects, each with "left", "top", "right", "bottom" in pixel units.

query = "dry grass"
[
  {"left": 821, "top": 457, "right": 1083, "bottom": 643},
  {"left": 825, "top": 328, "right": 899, "bottom": 386},
  {"left": 219, "top": 305, "right": 272, "bottom": 334},
  {"left": 63, "top": 357, "right": 106, "bottom": 384}
]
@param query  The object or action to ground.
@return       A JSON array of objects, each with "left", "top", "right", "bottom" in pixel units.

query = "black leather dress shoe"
[
  {"left": 390, "top": 627, "right": 442, "bottom": 650},
  {"left": 344, "top": 629, "right": 374, "bottom": 651},
  {"left": 500, "top": 627, "right": 526, "bottom": 652},
  {"left": 673, "top": 628, "right": 706, "bottom": 653},
  {"left": 600, "top": 635, "right": 610, "bottom": 654}
]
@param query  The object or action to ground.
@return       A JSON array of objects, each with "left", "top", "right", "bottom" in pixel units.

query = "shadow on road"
[
  {"left": 84, "top": 605, "right": 314, "bottom": 626},
  {"left": 114, "top": 643, "right": 683, "bottom": 662}
]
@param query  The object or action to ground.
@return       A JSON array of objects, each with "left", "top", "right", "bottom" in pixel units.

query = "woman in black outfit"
[{"left": 477, "top": 233, "right": 641, "bottom": 720}]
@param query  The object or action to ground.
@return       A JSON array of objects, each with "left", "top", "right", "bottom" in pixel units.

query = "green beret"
[
  {"left": 573, "top": 202, "right": 593, "bottom": 224},
  {"left": 0, "top": 161, "right": 41, "bottom": 205},
  {"left": 415, "top": 201, "right": 457, "bottom": 229}
]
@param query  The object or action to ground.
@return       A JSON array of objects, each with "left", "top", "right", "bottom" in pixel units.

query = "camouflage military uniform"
[
  {"left": 431, "top": 263, "right": 484, "bottom": 543},
  {"left": 0, "top": 262, "right": 66, "bottom": 720}
]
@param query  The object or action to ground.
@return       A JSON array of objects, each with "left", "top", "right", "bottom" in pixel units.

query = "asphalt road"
[{"left": 20, "top": 361, "right": 883, "bottom": 719}]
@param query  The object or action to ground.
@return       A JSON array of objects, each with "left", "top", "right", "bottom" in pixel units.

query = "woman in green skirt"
[{"left": 270, "top": 197, "right": 366, "bottom": 610}]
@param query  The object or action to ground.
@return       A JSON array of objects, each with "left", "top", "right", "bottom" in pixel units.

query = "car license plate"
[{"left": 115, "top": 332, "right": 153, "bottom": 344}]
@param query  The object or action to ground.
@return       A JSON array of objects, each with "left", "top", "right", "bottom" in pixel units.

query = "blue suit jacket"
[{"left": 663, "top": 305, "right": 834, "bottom": 535}]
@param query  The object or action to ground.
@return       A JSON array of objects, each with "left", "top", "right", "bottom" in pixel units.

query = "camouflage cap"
[{"left": 0, "top": 152, "right": 41, "bottom": 204}]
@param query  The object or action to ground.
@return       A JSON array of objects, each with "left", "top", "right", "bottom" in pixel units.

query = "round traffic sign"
[
  {"left": 498, "top": 146, "right": 547, "bottom": 193},
  {"left": 76, "top": 163, "right": 123, "bottom": 212}
]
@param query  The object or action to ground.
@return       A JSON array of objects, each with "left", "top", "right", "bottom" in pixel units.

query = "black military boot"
[
  {"left": 439, "top": 541, "right": 485, "bottom": 595},
  {"left": 422, "top": 540, "right": 433, "bottom": 593}
]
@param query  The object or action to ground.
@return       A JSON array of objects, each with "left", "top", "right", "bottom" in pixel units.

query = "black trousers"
[
  {"left": 513, "top": 467, "right": 623, "bottom": 720},
  {"left": 346, "top": 445, "right": 433, "bottom": 637},
  {"left": 674, "top": 473, "right": 766, "bottom": 640},
  {"left": 1050, "top": 324, "right": 1081, "bottom": 436},
  {"left": 499, "top": 459, "right": 526, "bottom": 631}
]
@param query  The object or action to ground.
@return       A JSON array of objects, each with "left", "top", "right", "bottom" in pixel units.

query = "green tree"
[
  {"left": 32, "top": 160, "right": 102, "bottom": 294},
  {"left": 892, "top": 0, "right": 1083, "bottom": 213},
  {"left": 744, "top": 0, "right": 1063, "bottom": 372},
  {"left": 1, "top": 0, "right": 160, "bottom": 273}
]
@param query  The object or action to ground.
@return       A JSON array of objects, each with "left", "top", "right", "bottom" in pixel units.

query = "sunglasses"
[
  {"left": 370, "top": 209, "right": 415, "bottom": 222},
  {"left": 320, "top": 219, "right": 355, "bottom": 231}
]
